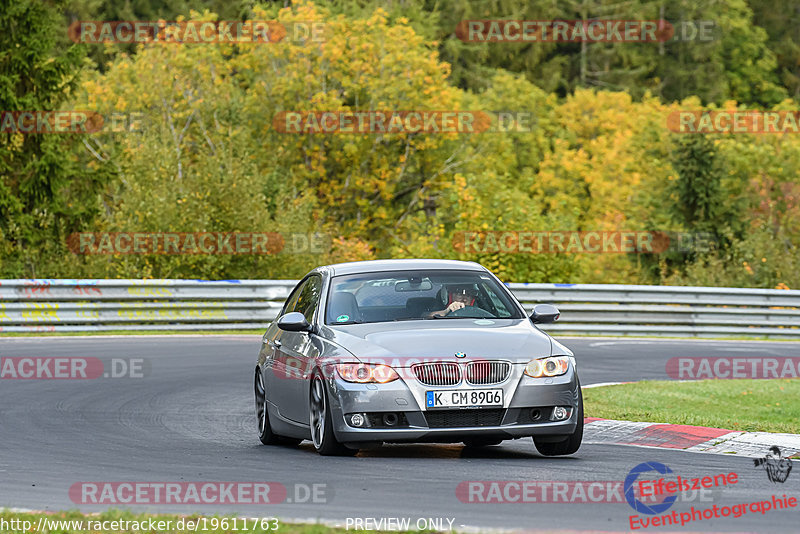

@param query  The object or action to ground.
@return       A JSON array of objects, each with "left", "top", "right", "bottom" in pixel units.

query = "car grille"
[
  {"left": 412, "top": 362, "right": 461, "bottom": 386},
  {"left": 465, "top": 361, "right": 511, "bottom": 385},
  {"left": 424, "top": 409, "right": 505, "bottom": 428}
]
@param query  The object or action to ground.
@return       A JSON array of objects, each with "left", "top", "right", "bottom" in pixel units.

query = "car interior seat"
[{"left": 328, "top": 292, "right": 363, "bottom": 323}]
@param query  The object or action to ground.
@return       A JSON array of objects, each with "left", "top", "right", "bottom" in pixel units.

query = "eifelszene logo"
[
  {"left": 624, "top": 461, "right": 738, "bottom": 515},
  {"left": 625, "top": 462, "right": 677, "bottom": 515}
]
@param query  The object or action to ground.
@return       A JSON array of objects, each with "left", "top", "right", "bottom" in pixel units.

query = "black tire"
[
  {"left": 463, "top": 438, "right": 503, "bottom": 448},
  {"left": 309, "top": 372, "right": 357, "bottom": 456},
  {"left": 255, "top": 368, "right": 301, "bottom": 446},
  {"left": 533, "top": 386, "right": 584, "bottom": 456}
]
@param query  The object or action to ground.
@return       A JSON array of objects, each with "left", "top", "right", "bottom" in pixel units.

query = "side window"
[
  {"left": 281, "top": 281, "right": 306, "bottom": 316},
  {"left": 294, "top": 276, "right": 322, "bottom": 323}
]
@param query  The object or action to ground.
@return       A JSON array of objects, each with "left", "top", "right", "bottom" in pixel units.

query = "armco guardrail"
[
  {"left": 509, "top": 283, "right": 800, "bottom": 338},
  {"left": 0, "top": 280, "right": 291, "bottom": 333},
  {"left": 1, "top": 279, "right": 799, "bottom": 338}
]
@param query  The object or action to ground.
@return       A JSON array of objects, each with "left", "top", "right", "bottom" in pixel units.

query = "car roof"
[{"left": 318, "top": 259, "right": 486, "bottom": 277}]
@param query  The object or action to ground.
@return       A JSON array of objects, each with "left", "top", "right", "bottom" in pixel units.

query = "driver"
[{"left": 427, "top": 285, "right": 479, "bottom": 318}]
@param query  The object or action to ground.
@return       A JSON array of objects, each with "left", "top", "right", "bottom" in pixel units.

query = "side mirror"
[
  {"left": 277, "top": 312, "right": 312, "bottom": 332},
  {"left": 530, "top": 304, "right": 560, "bottom": 324}
]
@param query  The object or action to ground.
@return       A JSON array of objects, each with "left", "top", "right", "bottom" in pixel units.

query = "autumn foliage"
[{"left": 2, "top": 1, "right": 799, "bottom": 288}]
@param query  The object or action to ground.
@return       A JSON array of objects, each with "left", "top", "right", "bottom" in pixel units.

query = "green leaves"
[
  {"left": 0, "top": 0, "right": 91, "bottom": 277},
  {"left": 669, "top": 134, "right": 724, "bottom": 232},
  {"left": 2, "top": 0, "right": 800, "bottom": 289}
]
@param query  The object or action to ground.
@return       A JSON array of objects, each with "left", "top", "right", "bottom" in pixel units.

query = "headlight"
[
  {"left": 337, "top": 363, "right": 399, "bottom": 383},
  {"left": 524, "top": 356, "right": 570, "bottom": 378}
]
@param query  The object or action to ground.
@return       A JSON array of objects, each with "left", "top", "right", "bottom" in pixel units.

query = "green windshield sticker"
[{"left": 336, "top": 314, "right": 350, "bottom": 322}]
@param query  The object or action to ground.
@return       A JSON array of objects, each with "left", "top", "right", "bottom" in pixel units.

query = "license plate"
[{"left": 426, "top": 389, "right": 503, "bottom": 408}]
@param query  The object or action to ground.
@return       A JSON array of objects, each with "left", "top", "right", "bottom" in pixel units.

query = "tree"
[
  {"left": 62, "top": 0, "right": 251, "bottom": 71},
  {"left": 427, "top": 0, "right": 785, "bottom": 105},
  {"left": 668, "top": 134, "right": 725, "bottom": 235},
  {"left": 748, "top": 0, "right": 800, "bottom": 100},
  {"left": 0, "top": 0, "right": 93, "bottom": 277}
]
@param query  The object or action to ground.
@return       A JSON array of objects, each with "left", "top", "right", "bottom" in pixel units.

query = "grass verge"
[{"left": 583, "top": 379, "right": 800, "bottom": 434}]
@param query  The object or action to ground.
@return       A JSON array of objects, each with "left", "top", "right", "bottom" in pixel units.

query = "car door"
[
  {"left": 273, "top": 274, "right": 323, "bottom": 423},
  {"left": 263, "top": 280, "right": 303, "bottom": 419}
]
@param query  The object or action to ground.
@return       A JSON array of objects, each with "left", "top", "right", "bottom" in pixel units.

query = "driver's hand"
[{"left": 447, "top": 301, "right": 465, "bottom": 313}]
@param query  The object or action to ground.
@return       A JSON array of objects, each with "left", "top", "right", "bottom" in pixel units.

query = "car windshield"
[{"left": 325, "top": 269, "right": 523, "bottom": 325}]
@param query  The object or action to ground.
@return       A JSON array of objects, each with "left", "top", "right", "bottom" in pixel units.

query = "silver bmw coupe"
[{"left": 255, "top": 259, "right": 583, "bottom": 456}]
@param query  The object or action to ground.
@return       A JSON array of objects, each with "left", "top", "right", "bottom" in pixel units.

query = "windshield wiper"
[{"left": 431, "top": 315, "right": 491, "bottom": 319}]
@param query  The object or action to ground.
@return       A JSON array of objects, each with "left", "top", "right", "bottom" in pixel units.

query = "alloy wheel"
[{"left": 310, "top": 375, "right": 326, "bottom": 449}]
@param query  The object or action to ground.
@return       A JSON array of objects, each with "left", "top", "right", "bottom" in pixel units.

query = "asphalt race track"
[{"left": 2, "top": 336, "right": 799, "bottom": 532}]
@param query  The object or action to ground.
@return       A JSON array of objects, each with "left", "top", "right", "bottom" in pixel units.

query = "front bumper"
[{"left": 326, "top": 364, "right": 580, "bottom": 443}]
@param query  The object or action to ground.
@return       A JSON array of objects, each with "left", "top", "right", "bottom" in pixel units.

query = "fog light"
[
  {"left": 350, "top": 413, "right": 366, "bottom": 427},
  {"left": 552, "top": 406, "right": 569, "bottom": 421}
]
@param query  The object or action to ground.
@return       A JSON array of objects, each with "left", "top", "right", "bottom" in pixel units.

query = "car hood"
[{"left": 321, "top": 318, "right": 555, "bottom": 366}]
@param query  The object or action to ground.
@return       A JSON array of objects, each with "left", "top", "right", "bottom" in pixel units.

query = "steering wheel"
[{"left": 448, "top": 306, "right": 494, "bottom": 319}]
